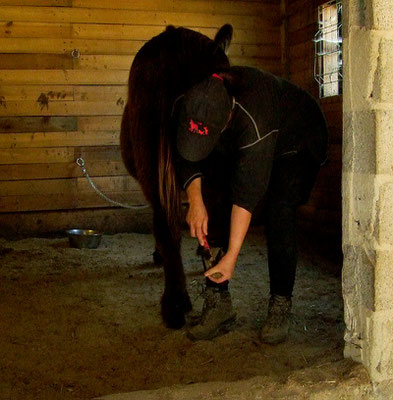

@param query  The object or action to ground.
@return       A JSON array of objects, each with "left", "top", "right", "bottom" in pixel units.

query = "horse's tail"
[
  {"left": 120, "top": 102, "right": 137, "bottom": 178},
  {"left": 157, "top": 114, "right": 182, "bottom": 231},
  {"left": 126, "top": 24, "right": 231, "bottom": 231}
]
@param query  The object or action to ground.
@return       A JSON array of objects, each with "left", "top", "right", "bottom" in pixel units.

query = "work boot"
[
  {"left": 260, "top": 294, "right": 292, "bottom": 345},
  {"left": 187, "top": 287, "right": 236, "bottom": 341}
]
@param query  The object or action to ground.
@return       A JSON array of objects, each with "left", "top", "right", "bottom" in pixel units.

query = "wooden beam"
[
  {"left": 0, "top": 100, "right": 125, "bottom": 117},
  {"left": 0, "top": 0, "right": 71, "bottom": 6},
  {"left": 77, "top": 116, "right": 122, "bottom": 131},
  {"left": 0, "top": 85, "right": 127, "bottom": 101},
  {"left": 0, "top": 191, "right": 146, "bottom": 212},
  {"left": 0, "top": 208, "right": 153, "bottom": 237},
  {"left": 0, "top": 116, "right": 77, "bottom": 133},
  {"left": 0, "top": 130, "right": 120, "bottom": 148},
  {"left": 0, "top": 175, "right": 140, "bottom": 196},
  {"left": 0, "top": 6, "right": 278, "bottom": 30},
  {"left": 0, "top": 161, "right": 127, "bottom": 180},
  {"left": 0, "top": 21, "right": 72, "bottom": 38},
  {"left": 0, "top": 145, "right": 122, "bottom": 164},
  {"left": 72, "top": 0, "right": 280, "bottom": 19},
  {"left": 0, "top": 70, "right": 129, "bottom": 85}
]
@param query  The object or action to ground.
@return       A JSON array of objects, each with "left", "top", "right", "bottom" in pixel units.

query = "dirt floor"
[{"left": 0, "top": 226, "right": 374, "bottom": 399}]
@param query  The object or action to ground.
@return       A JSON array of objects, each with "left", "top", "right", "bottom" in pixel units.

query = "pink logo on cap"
[
  {"left": 189, "top": 119, "right": 209, "bottom": 136},
  {"left": 212, "top": 73, "right": 223, "bottom": 81}
]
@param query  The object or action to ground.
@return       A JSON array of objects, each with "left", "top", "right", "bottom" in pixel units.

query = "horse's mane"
[{"left": 124, "top": 26, "right": 230, "bottom": 231}]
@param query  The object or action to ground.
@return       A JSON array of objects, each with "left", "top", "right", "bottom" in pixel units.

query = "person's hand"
[
  {"left": 205, "top": 253, "right": 237, "bottom": 284},
  {"left": 186, "top": 201, "right": 208, "bottom": 246}
]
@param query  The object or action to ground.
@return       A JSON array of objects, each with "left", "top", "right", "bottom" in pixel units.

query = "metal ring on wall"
[{"left": 71, "top": 49, "right": 81, "bottom": 59}]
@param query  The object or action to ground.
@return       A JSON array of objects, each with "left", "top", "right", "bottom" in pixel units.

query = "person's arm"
[
  {"left": 173, "top": 153, "right": 206, "bottom": 245},
  {"left": 186, "top": 177, "right": 208, "bottom": 246},
  {"left": 204, "top": 204, "right": 252, "bottom": 283}
]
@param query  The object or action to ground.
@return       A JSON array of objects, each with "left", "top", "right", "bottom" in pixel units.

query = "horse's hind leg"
[
  {"left": 152, "top": 248, "right": 164, "bottom": 265},
  {"left": 153, "top": 207, "right": 191, "bottom": 329}
]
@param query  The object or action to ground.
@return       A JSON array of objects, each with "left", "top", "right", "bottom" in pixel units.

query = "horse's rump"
[{"left": 121, "top": 25, "right": 231, "bottom": 226}]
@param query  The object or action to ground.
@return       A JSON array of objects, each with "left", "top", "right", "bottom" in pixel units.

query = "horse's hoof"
[{"left": 161, "top": 290, "right": 192, "bottom": 329}]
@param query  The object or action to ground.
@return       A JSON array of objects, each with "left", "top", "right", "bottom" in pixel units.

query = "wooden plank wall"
[
  {"left": 0, "top": 0, "right": 281, "bottom": 236},
  {"left": 285, "top": 0, "right": 342, "bottom": 248}
]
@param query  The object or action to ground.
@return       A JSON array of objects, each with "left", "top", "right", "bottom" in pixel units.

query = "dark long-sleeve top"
[{"left": 175, "top": 67, "right": 328, "bottom": 213}]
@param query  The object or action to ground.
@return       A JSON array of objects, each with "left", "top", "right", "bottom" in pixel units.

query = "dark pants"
[
  {"left": 201, "top": 148, "right": 320, "bottom": 296},
  {"left": 265, "top": 150, "right": 320, "bottom": 297}
]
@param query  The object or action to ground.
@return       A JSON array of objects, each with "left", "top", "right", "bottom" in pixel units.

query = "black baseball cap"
[{"left": 176, "top": 74, "right": 232, "bottom": 162}]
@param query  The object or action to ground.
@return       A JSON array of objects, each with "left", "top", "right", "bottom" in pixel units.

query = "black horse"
[{"left": 120, "top": 25, "right": 233, "bottom": 329}]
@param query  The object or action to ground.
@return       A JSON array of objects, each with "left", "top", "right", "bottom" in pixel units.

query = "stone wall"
[{"left": 342, "top": 0, "right": 393, "bottom": 386}]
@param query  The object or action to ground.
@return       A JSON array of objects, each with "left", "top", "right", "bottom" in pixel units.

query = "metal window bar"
[{"left": 314, "top": 0, "right": 343, "bottom": 98}]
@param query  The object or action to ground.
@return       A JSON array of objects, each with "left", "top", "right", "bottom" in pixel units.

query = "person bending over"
[{"left": 173, "top": 67, "right": 328, "bottom": 343}]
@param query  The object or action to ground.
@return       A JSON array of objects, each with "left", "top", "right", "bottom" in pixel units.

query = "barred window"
[{"left": 314, "top": 0, "right": 343, "bottom": 98}]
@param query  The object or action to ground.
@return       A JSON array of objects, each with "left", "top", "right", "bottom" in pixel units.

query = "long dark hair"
[{"left": 123, "top": 26, "right": 230, "bottom": 230}]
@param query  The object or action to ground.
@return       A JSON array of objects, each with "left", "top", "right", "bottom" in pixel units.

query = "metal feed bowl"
[{"left": 66, "top": 229, "right": 102, "bottom": 249}]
